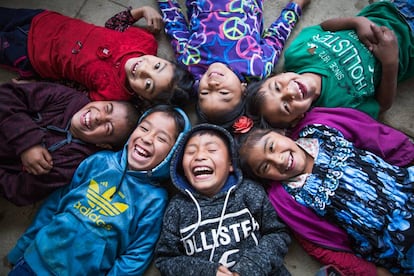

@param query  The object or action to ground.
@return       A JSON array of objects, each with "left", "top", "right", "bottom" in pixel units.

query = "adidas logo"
[
  {"left": 86, "top": 179, "right": 128, "bottom": 216},
  {"left": 73, "top": 180, "right": 129, "bottom": 230}
]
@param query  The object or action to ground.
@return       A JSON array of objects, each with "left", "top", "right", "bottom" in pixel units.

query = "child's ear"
[
  {"left": 241, "top": 82, "right": 247, "bottom": 94},
  {"left": 96, "top": 144, "right": 113, "bottom": 150},
  {"left": 229, "top": 163, "right": 234, "bottom": 172}
]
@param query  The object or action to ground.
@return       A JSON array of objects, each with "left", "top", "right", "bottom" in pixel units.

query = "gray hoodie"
[{"left": 155, "top": 124, "right": 291, "bottom": 276}]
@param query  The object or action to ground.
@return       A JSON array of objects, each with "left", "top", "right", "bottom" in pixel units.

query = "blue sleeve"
[
  {"left": 261, "top": 2, "right": 302, "bottom": 64},
  {"left": 157, "top": 0, "right": 190, "bottom": 57},
  {"left": 107, "top": 194, "right": 167, "bottom": 275},
  {"left": 7, "top": 157, "right": 93, "bottom": 264}
]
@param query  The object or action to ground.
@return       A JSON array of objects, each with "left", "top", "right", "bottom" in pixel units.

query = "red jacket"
[{"left": 28, "top": 11, "right": 157, "bottom": 101}]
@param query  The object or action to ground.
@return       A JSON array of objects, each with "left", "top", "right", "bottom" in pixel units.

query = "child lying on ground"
[
  {"left": 238, "top": 121, "right": 414, "bottom": 274},
  {"left": 0, "top": 6, "right": 193, "bottom": 105},
  {"left": 155, "top": 123, "right": 291, "bottom": 275},
  {"left": 0, "top": 81, "right": 139, "bottom": 206},
  {"left": 157, "top": 0, "right": 310, "bottom": 129},
  {"left": 7, "top": 104, "right": 191, "bottom": 275},
  {"left": 246, "top": 0, "right": 414, "bottom": 128}
]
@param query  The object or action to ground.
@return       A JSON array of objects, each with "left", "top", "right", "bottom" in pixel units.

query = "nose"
[
  {"left": 141, "top": 132, "right": 154, "bottom": 145},
  {"left": 281, "top": 82, "right": 297, "bottom": 100},
  {"left": 207, "top": 78, "right": 220, "bottom": 88},
  {"left": 194, "top": 150, "right": 206, "bottom": 161}
]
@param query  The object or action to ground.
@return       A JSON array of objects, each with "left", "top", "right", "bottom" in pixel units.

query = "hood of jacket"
[
  {"left": 118, "top": 107, "right": 191, "bottom": 185},
  {"left": 170, "top": 123, "right": 243, "bottom": 199}
]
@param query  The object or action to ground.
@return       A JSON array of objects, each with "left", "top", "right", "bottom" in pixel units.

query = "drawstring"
[
  {"left": 41, "top": 121, "right": 85, "bottom": 152},
  {"left": 180, "top": 189, "right": 202, "bottom": 241},
  {"left": 209, "top": 185, "right": 236, "bottom": 262}
]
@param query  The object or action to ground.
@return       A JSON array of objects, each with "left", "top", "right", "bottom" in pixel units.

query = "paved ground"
[{"left": 0, "top": 0, "right": 413, "bottom": 275}]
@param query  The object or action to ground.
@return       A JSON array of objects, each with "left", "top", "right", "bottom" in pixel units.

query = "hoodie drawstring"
[
  {"left": 209, "top": 185, "right": 235, "bottom": 262},
  {"left": 41, "top": 121, "right": 86, "bottom": 152},
  {"left": 180, "top": 189, "right": 202, "bottom": 242}
]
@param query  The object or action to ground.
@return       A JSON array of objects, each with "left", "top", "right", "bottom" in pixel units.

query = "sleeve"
[
  {"left": 290, "top": 107, "right": 414, "bottom": 166},
  {"left": 154, "top": 199, "right": 220, "bottom": 275},
  {"left": 232, "top": 182, "right": 291, "bottom": 275},
  {"left": 108, "top": 193, "right": 167, "bottom": 275},
  {"left": 0, "top": 82, "right": 84, "bottom": 156},
  {"left": 261, "top": 2, "right": 303, "bottom": 63},
  {"left": 104, "top": 7, "right": 136, "bottom": 32},
  {"left": 295, "top": 234, "right": 377, "bottom": 276},
  {"left": 157, "top": 0, "right": 191, "bottom": 57},
  {"left": 6, "top": 155, "right": 94, "bottom": 264}
]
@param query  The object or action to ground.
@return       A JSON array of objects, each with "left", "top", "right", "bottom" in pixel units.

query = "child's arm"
[
  {"left": 290, "top": 107, "right": 414, "bottom": 166},
  {"left": 105, "top": 6, "right": 162, "bottom": 33},
  {"left": 7, "top": 181, "right": 73, "bottom": 265},
  {"left": 20, "top": 145, "right": 53, "bottom": 175},
  {"left": 157, "top": 0, "right": 191, "bottom": 57},
  {"left": 231, "top": 181, "right": 291, "bottom": 275},
  {"left": 320, "top": 17, "right": 399, "bottom": 112},
  {"left": 369, "top": 24, "right": 399, "bottom": 112},
  {"left": 262, "top": 0, "right": 310, "bottom": 67}
]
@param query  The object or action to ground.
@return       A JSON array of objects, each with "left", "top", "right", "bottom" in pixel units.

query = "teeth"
[
  {"left": 193, "top": 166, "right": 213, "bottom": 176},
  {"left": 286, "top": 154, "right": 293, "bottom": 171},
  {"left": 84, "top": 111, "right": 91, "bottom": 129},
  {"left": 135, "top": 145, "right": 149, "bottom": 157},
  {"left": 132, "top": 63, "right": 138, "bottom": 75}
]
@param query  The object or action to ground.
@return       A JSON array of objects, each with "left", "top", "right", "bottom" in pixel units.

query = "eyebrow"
[{"left": 263, "top": 136, "right": 269, "bottom": 154}]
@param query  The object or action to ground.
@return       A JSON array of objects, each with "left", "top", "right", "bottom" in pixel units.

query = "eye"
[
  {"left": 219, "top": 91, "right": 229, "bottom": 95},
  {"left": 157, "top": 135, "right": 168, "bottom": 143},
  {"left": 283, "top": 102, "right": 290, "bottom": 113},
  {"left": 259, "top": 162, "right": 269, "bottom": 175},
  {"left": 105, "top": 103, "right": 113, "bottom": 114},
  {"left": 106, "top": 123, "right": 113, "bottom": 135},
  {"left": 199, "top": 90, "right": 209, "bottom": 96},
  {"left": 274, "top": 82, "right": 280, "bottom": 92},
  {"left": 154, "top": 62, "right": 161, "bottom": 70},
  {"left": 139, "top": 125, "right": 149, "bottom": 132},
  {"left": 269, "top": 142, "right": 274, "bottom": 152},
  {"left": 145, "top": 79, "right": 152, "bottom": 90}
]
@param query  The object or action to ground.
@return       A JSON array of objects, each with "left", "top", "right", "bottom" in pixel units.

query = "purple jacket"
[
  {"left": 0, "top": 82, "right": 100, "bottom": 205},
  {"left": 268, "top": 107, "right": 414, "bottom": 251}
]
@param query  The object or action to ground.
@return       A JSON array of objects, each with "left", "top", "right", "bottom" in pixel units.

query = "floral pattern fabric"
[{"left": 283, "top": 124, "right": 414, "bottom": 274}]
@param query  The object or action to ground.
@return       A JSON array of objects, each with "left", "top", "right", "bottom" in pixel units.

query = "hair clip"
[{"left": 233, "top": 116, "right": 253, "bottom": 134}]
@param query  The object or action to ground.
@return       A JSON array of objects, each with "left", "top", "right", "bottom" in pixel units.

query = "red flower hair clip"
[{"left": 233, "top": 116, "right": 253, "bottom": 134}]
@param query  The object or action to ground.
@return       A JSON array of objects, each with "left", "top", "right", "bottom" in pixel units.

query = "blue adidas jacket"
[{"left": 8, "top": 108, "right": 191, "bottom": 275}]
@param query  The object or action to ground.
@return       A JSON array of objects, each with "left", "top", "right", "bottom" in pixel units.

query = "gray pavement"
[{"left": 0, "top": 0, "right": 413, "bottom": 275}]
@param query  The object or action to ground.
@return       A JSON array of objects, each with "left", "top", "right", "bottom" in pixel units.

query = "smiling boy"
[
  {"left": 0, "top": 81, "right": 139, "bottom": 205},
  {"left": 155, "top": 124, "right": 291, "bottom": 276}
]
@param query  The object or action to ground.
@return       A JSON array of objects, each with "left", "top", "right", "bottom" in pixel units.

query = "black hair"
[
  {"left": 244, "top": 79, "right": 272, "bottom": 129},
  {"left": 152, "top": 61, "right": 194, "bottom": 107},
  {"left": 111, "top": 101, "right": 140, "bottom": 151},
  {"left": 140, "top": 104, "right": 186, "bottom": 138},
  {"left": 236, "top": 127, "right": 272, "bottom": 182},
  {"left": 188, "top": 129, "right": 231, "bottom": 155},
  {"left": 195, "top": 98, "right": 246, "bottom": 131}
]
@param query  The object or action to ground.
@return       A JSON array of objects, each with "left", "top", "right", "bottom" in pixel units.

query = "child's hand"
[
  {"left": 369, "top": 24, "right": 398, "bottom": 67},
  {"left": 20, "top": 145, "right": 53, "bottom": 175},
  {"left": 293, "top": 0, "right": 311, "bottom": 10},
  {"left": 216, "top": 265, "right": 233, "bottom": 276},
  {"left": 353, "top": 17, "right": 377, "bottom": 51},
  {"left": 130, "top": 6, "right": 163, "bottom": 34}
]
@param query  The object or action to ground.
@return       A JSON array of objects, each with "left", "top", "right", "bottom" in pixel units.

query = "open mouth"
[
  {"left": 131, "top": 61, "right": 140, "bottom": 76},
  {"left": 134, "top": 145, "right": 151, "bottom": 158},
  {"left": 285, "top": 152, "right": 293, "bottom": 172},
  {"left": 193, "top": 166, "right": 213, "bottom": 177},
  {"left": 295, "top": 81, "right": 307, "bottom": 99},
  {"left": 81, "top": 110, "right": 91, "bottom": 129}
]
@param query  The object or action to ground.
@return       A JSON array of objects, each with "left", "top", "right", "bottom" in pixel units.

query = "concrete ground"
[{"left": 0, "top": 0, "right": 413, "bottom": 275}]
